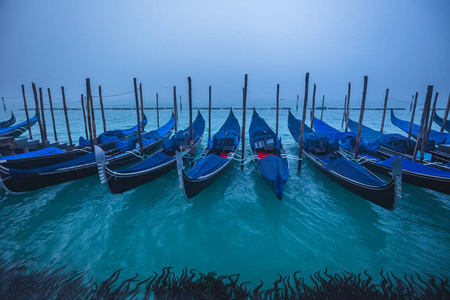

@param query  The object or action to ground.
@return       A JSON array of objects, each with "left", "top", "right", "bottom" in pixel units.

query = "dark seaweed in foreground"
[{"left": 0, "top": 258, "right": 448, "bottom": 299}]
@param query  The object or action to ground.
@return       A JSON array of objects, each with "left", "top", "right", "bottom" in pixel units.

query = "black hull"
[
  {"left": 303, "top": 151, "right": 397, "bottom": 210},
  {"left": 105, "top": 159, "right": 176, "bottom": 194},
  {"left": 0, "top": 140, "right": 163, "bottom": 193},
  {"left": 0, "top": 112, "right": 16, "bottom": 128},
  {"left": 182, "top": 159, "right": 232, "bottom": 199}
]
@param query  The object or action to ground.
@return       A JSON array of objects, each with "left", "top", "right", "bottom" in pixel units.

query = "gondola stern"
[
  {"left": 94, "top": 145, "right": 107, "bottom": 185},
  {"left": 391, "top": 156, "right": 402, "bottom": 210}
]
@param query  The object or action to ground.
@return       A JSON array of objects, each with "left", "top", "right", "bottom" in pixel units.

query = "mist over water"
[{"left": 0, "top": 106, "right": 449, "bottom": 286}]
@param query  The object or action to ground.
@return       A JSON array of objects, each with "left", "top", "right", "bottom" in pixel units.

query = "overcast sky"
[{"left": 1, "top": 0, "right": 449, "bottom": 108}]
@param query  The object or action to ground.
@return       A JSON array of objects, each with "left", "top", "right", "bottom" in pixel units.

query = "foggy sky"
[{"left": 1, "top": 0, "right": 449, "bottom": 108}]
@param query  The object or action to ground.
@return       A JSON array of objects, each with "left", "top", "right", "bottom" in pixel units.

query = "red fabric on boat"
[
  {"left": 220, "top": 153, "right": 228, "bottom": 158},
  {"left": 257, "top": 152, "right": 275, "bottom": 159}
]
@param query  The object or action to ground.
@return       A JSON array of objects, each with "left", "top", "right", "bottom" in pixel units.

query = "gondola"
[
  {"left": 313, "top": 116, "right": 450, "bottom": 195},
  {"left": 249, "top": 110, "right": 288, "bottom": 200},
  {"left": 180, "top": 109, "right": 240, "bottom": 199},
  {"left": 0, "top": 112, "right": 16, "bottom": 128},
  {"left": 96, "top": 110, "right": 205, "bottom": 194},
  {"left": 390, "top": 110, "right": 450, "bottom": 145},
  {"left": 0, "top": 115, "right": 38, "bottom": 138},
  {"left": 0, "top": 116, "right": 174, "bottom": 193},
  {"left": 288, "top": 111, "right": 401, "bottom": 210},
  {"left": 0, "top": 116, "right": 151, "bottom": 169},
  {"left": 433, "top": 112, "right": 450, "bottom": 133}
]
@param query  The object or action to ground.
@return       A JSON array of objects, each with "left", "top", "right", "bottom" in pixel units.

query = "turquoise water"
[{"left": 0, "top": 98, "right": 449, "bottom": 287}]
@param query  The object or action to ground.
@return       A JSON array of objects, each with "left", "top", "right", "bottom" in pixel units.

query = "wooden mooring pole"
[
  {"left": 441, "top": 93, "right": 450, "bottom": 132},
  {"left": 31, "top": 83, "right": 45, "bottom": 144},
  {"left": 241, "top": 74, "right": 248, "bottom": 170},
  {"left": 298, "top": 72, "right": 309, "bottom": 172},
  {"left": 1, "top": 97, "right": 5, "bottom": 111},
  {"left": 345, "top": 82, "right": 351, "bottom": 132},
  {"left": 156, "top": 93, "right": 160, "bottom": 127},
  {"left": 424, "top": 92, "right": 439, "bottom": 149},
  {"left": 139, "top": 83, "right": 144, "bottom": 123},
  {"left": 296, "top": 95, "right": 299, "bottom": 111},
  {"left": 90, "top": 95, "right": 97, "bottom": 145},
  {"left": 412, "top": 87, "right": 432, "bottom": 162},
  {"left": 409, "top": 92, "right": 419, "bottom": 139},
  {"left": 47, "top": 88, "right": 58, "bottom": 141},
  {"left": 21, "top": 84, "right": 32, "bottom": 139},
  {"left": 209, "top": 86, "right": 212, "bottom": 139},
  {"left": 320, "top": 95, "right": 325, "bottom": 120},
  {"left": 310, "top": 83, "right": 316, "bottom": 128},
  {"left": 276, "top": 84, "right": 280, "bottom": 136},
  {"left": 380, "top": 88, "right": 389, "bottom": 133},
  {"left": 188, "top": 77, "right": 194, "bottom": 166},
  {"left": 99, "top": 85, "right": 107, "bottom": 132},
  {"left": 133, "top": 78, "right": 143, "bottom": 156},
  {"left": 354, "top": 76, "right": 368, "bottom": 159},
  {"left": 81, "top": 94, "right": 88, "bottom": 139},
  {"left": 180, "top": 95, "right": 182, "bottom": 111},
  {"left": 61, "top": 86, "right": 72, "bottom": 146},
  {"left": 39, "top": 88, "right": 48, "bottom": 142},
  {"left": 173, "top": 86, "right": 178, "bottom": 131},
  {"left": 85, "top": 81, "right": 94, "bottom": 150},
  {"left": 410, "top": 95, "right": 414, "bottom": 112},
  {"left": 341, "top": 95, "right": 347, "bottom": 127}
]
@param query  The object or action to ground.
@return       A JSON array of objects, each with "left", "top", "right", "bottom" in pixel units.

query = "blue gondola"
[
  {"left": 0, "top": 115, "right": 38, "bottom": 138},
  {"left": 0, "top": 112, "right": 16, "bottom": 128},
  {"left": 433, "top": 112, "right": 450, "bottom": 133},
  {"left": 180, "top": 109, "right": 240, "bottom": 199},
  {"left": 249, "top": 110, "right": 288, "bottom": 200}
]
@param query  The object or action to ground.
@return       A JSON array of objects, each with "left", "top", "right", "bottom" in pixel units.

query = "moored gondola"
[
  {"left": 96, "top": 110, "right": 205, "bottom": 194},
  {"left": 180, "top": 109, "right": 240, "bottom": 199},
  {"left": 289, "top": 111, "right": 401, "bottom": 210},
  {"left": 0, "top": 112, "right": 16, "bottom": 128},
  {"left": 249, "top": 110, "right": 289, "bottom": 200},
  {"left": 0, "top": 116, "right": 174, "bottom": 193},
  {"left": 313, "top": 116, "right": 450, "bottom": 195},
  {"left": 0, "top": 115, "right": 38, "bottom": 138},
  {"left": 433, "top": 112, "right": 450, "bottom": 133}
]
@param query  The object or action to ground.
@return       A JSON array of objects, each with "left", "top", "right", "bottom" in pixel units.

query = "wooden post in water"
[
  {"left": 133, "top": 78, "right": 143, "bottom": 156},
  {"left": 408, "top": 92, "right": 419, "bottom": 139},
  {"left": 99, "top": 85, "right": 106, "bottom": 132},
  {"left": 354, "top": 76, "right": 368, "bottom": 159},
  {"left": 188, "top": 77, "right": 194, "bottom": 165},
  {"left": 420, "top": 87, "right": 434, "bottom": 163},
  {"left": 413, "top": 87, "right": 432, "bottom": 162},
  {"left": 180, "top": 95, "right": 182, "bottom": 111},
  {"left": 276, "top": 84, "right": 280, "bottom": 136},
  {"left": 344, "top": 82, "right": 351, "bottom": 132},
  {"left": 441, "top": 93, "right": 450, "bottom": 132},
  {"left": 341, "top": 95, "right": 347, "bottom": 127},
  {"left": 410, "top": 95, "right": 414, "bottom": 112},
  {"left": 81, "top": 94, "right": 88, "bottom": 139},
  {"left": 32, "top": 83, "right": 45, "bottom": 144},
  {"left": 241, "top": 74, "right": 248, "bottom": 170},
  {"left": 298, "top": 73, "right": 309, "bottom": 172},
  {"left": 380, "top": 88, "right": 389, "bottom": 133},
  {"left": 424, "top": 92, "right": 439, "bottom": 149},
  {"left": 173, "top": 86, "right": 178, "bottom": 131},
  {"left": 156, "top": 93, "right": 160, "bottom": 127},
  {"left": 85, "top": 92, "right": 94, "bottom": 150},
  {"left": 139, "top": 83, "right": 145, "bottom": 123},
  {"left": 209, "top": 86, "right": 212, "bottom": 139},
  {"left": 61, "top": 86, "right": 72, "bottom": 146},
  {"left": 39, "top": 87, "right": 48, "bottom": 142},
  {"left": 310, "top": 83, "right": 316, "bottom": 128},
  {"left": 320, "top": 95, "right": 325, "bottom": 120},
  {"left": 1, "top": 97, "right": 5, "bottom": 111},
  {"left": 90, "top": 95, "right": 97, "bottom": 145},
  {"left": 296, "top": 95, "right": 299, "bottom": 111},
  {"left": 21, "top": 84, "right": 33, "bottom": 139},
  {"left": 47, "top": 88, "right": 58, "bottom": 141}
]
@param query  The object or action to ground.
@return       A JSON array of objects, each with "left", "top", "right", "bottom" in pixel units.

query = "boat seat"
[{"left": 255, "top": 137, "right": 275, "bottom": 152}]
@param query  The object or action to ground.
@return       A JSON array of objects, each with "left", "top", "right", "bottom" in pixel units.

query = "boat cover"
[
  {"left": 250, "top": 110, "right": 288, "bottom": 199},
  {"left": 390, "top": 110, "right": 450, "bottom": 144},
  {"left": 186, "top": 110, "right": 240, "bottom": 179},
  {"left": 119, "top": 152, "right": 173, "bottom": 173},
  {"left": 0, "top": 115, "right": 38, "bottom": 136},
  {"left": 164, "top": 111, "right": 205, "bottom": 151},
  {"left": 187, "top": 154, "right": 228, "bottom": 179},
  {"left": 377, "top": 156, "right": 450, "bottom": 178},
  {"left": 326, "top": 157, "right": 385, "bottom": 186},
  {"left": 433, "top": 113, "right": 450, "bottom": 133},
  {"left": 0, "top": 147, "right": 66, "bottom": 161},
  {"left": 0, "top": 112, "right": 16, "bottom": 128}
]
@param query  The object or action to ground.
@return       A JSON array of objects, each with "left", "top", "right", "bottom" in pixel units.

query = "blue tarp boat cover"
[
  {"left": 163, "top": 111, "right": 205, "bottom": 151},
  {"left": 120, "top": 152, "right": 173, "bottom": 173},
  {"left": 433, "top": 113, "right": 450, "bottom": 133},
  {"left": 0, "top": 147, "right": 66, "bottom": 161},
  {"left": 391, "top": 110, "right": 450, "bottom": 144},
  {"left": 251, "top": 110, "right": 288, "bottom": 199},
  {"left": 186, "top": 110, "right": 240, "bottom": 179},
  {"left": 326, "top": 157, "right": 385, "bottom": 187},
  {"left": 0, "top": 115, "right": 38, "bottom": 136},
  {"left": 187, "top": 154, "right": 228, "bottom": 179},
  {"left": 377, "top": 156, "right": 450, "bottom": 178}
]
